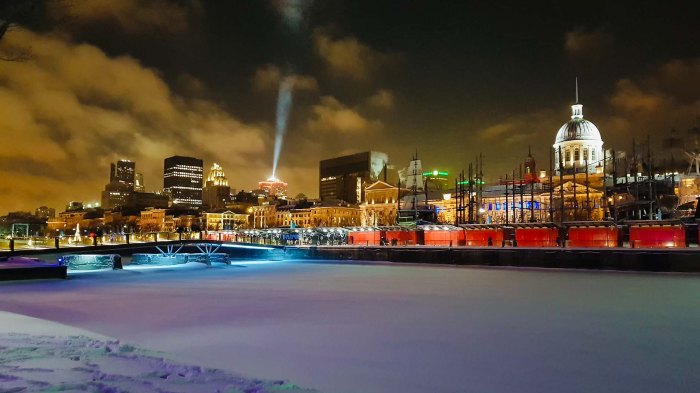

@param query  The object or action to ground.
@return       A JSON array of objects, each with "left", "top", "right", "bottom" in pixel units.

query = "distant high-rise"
[
  {"left": 258, "top": 177, "right": 288, "bottom": 197},
  {"left": 102, "top": 160, "right": 136, "bottom": 209},
  {"left": 203, "top": 163, "right": 231, "bottom": 210},
  {"left": 134, "top": 173, "right": 145, "bottom": 192},
  {"left": 110, "top": 160, "right": 136, "bottom": 190},
  {"left": 66, "top": 201, "right": 83, "bottom": 211},
  {"left": 35, "top": 206, "right": 56, "bottom": 219},
  {"left": 319, "top": 151, "right": 388, "bottom": 204},
  {"left": 101, "top": 182, "right": 132, "bottom": 209},
  {"left": 164, "top": 156, "right": 203, "bottom": 207}
]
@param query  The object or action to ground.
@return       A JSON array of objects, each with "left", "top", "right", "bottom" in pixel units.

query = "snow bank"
[{"left": 0, "top": 333, "right": 316, "bottom": 393}]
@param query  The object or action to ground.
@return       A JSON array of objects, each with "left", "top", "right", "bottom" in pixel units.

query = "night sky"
[{"left": 1, "top": 0, "right": 698, "bottom": 213}]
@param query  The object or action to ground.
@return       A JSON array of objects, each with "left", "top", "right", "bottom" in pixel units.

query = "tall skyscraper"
[
  {"left": 319, "top": 151, "right": 388, "bottom": 204},
  {"left": 110, "top": 160, "right": 136, "bottom": 190},
  {"left": 203, "top": 163, "right": 231, "bottom": 209},
  {"left": 164, "top": 156, "right": 203, "bottom": 207},
  {"left": 102, "top": 160, "right": 136, "bottom": 209}
]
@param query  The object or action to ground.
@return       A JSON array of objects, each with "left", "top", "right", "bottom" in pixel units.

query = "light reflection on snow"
[
  {"left": 231, "top": 259, "right": 284, "bottom": 265},
  {"left": 68, "top": 268, "right": 114, "bottom": 274},
  {"left": 123, "top": 263, "right": 197, "bottom": 271},
  {"left": 219, "top": 243, "right": 277, "bottom": 250}
]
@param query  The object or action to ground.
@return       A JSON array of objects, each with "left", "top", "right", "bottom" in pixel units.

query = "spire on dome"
[{"left": 571, "top": 79, "right": 583, "bottom": 119}]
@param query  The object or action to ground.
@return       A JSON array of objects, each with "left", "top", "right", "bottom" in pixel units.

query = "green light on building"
[
  {"left": 458, "top": 180, "right": 486, "bottom": 185},
  {"left": 423, "top": 170, "right": 449, "bottom": 177}
]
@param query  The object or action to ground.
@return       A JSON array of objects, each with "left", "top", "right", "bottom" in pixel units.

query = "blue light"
[
  {"left": 271, "top": 77, "right": 295, "bottom": 178},
  {"left": 220, "top": 244, "right": 276, "bottom": 251}
]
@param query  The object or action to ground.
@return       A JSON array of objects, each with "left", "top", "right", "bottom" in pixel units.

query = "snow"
[
  {"left": 0, "top": 333, "right": 314, "bottom": 392},
  {"left": 1, "top": 260, "right": 700, "bottom": 393}
]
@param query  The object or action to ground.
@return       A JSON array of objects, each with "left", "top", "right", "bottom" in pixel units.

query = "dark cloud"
[
  {"left": 312, "top": 28, "right": 400, "bottom": 81},
  {"left": 48, "top": 0, "right": 204, "bottom": 35},
  {"left": 564, "top": 28, "right": 613, "bottom": 62},
  {"left": 1, "top": 1, "right": 699, "bottom": 213}
]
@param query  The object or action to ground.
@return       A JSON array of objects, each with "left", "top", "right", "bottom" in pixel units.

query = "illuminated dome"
[
  {"left": 553, "top": 102, "right": 604, "bottom": 175},
  {"left": 554, "top": 104, "right": 603, "bottom": 144}
]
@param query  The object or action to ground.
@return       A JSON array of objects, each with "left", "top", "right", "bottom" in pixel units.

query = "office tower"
[
  {"left": 319, "top": 151, "right": 388, "bottom": 204},
  {"left": 164, "top": 156, "right": 204, "bottom": 207}
]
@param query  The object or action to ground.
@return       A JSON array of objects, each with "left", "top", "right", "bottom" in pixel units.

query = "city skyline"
[{"left": 1, "top": 1, "right": 699, "bottom": 213}]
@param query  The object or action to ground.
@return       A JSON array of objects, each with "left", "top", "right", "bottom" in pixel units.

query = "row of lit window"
[
  {"left": 164, "top": 172, "right": 203, "bottom": 178},
  {"left": 557, "top": 147, "right": 598, "bottom": 164},
  {"left": 171, "top": 165, "right": 202, "bottom": 170},
  {"left": 170, "top": 186, "right": 202, "bottom": 189},
  {"left": 488, "top": 202, "right": 542, "bottom": 210},
  {"left": 173, "top": 198, "right": 202, "bottom": 204}
]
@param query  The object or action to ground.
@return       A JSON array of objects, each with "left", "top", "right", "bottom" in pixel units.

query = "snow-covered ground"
[
  {"left": 0, "top": 331, "right": 314, "bottom": 393},
  {"left": 1, "top": 261, "right": 700, "bottom": 393}
]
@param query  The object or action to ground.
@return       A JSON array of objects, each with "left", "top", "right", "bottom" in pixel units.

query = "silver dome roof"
[{"left": 554, "top": 104, "right": 602, "bottom": 144}]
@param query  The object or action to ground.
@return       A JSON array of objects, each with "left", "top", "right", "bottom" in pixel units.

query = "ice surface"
[{"left": 1, "top": 261, "right": 700, "bottom": 393}]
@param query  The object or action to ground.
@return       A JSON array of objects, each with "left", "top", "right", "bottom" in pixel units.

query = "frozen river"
[{"left": 1, "top": 261, "right": 699, "bottom": 393}]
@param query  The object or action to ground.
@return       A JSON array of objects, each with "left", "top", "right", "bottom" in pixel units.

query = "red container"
[
  {"left": 423, "top": 229, "right": 465, "bottom": 246},
  {"left": 515, "top": 227, "right": 558, "bottom": 247},
  {"left": 464, "top": 228, "right": 504, "bottom": 247},
  {"left": 347, "top": 230, "right": 381, "bottom": 246},
  {"left": 384, "top": 230, "right": 421, "bottom": 246},
  {"left": 629, "top": 225, "right": 685, "bottom": 248},
  {"left": 567, "top": 226, "right": 618, "bottom": 248}
]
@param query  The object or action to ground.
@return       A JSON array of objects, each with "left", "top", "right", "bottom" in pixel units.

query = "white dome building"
[{"left": 553, "top": 100, "right": 604, "bottom": 175}]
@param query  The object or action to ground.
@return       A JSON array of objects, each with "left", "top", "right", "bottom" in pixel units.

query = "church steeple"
[{"left": 524, "top": 145, "right": 536, "bottom": 176}]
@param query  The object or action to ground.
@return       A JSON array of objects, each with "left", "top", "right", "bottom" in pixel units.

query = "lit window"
[{"left": 574, "top": 149, "right": 580, "bottom": 161}]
